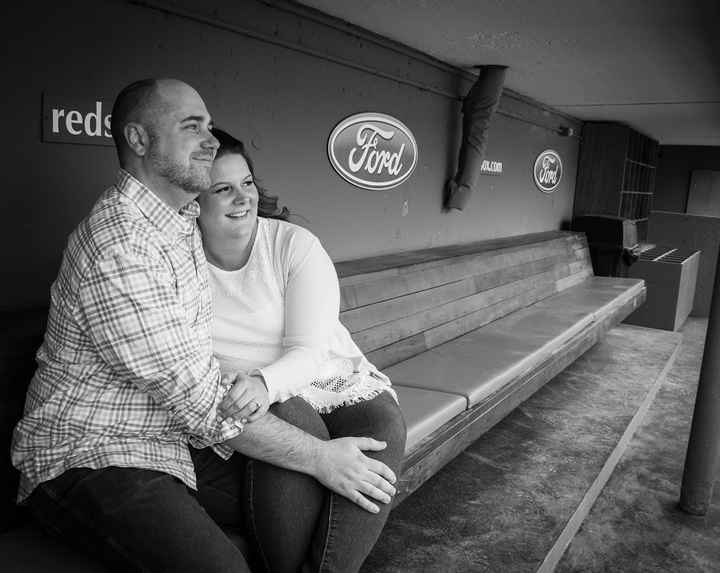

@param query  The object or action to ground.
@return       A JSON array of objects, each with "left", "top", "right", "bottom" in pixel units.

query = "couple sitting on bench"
[{"left": 11, "top": 78, "right": 406, "bottom": 573}]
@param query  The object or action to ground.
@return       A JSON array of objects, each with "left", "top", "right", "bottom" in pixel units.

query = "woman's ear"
[{"left": 124, "top": 123, "right": 149, "bottom": 157}]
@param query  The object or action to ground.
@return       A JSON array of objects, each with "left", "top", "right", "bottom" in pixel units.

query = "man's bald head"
[
  {"left": 108, "top": 78, "right": 218, "bottom": 208},
  {"left": 110, "top": 78, "right": 195, "bottom": 164}
]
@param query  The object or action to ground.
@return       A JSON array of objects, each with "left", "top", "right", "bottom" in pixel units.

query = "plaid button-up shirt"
[{"left": 12, "top": 170, "right": 240, "bottom": 501}]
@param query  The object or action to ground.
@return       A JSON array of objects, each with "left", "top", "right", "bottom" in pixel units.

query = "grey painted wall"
[
  {"left": 3, "top": 0, "right": 580, "bottom": 311},
  {"left": 655, "top": 146, "right": 720, "bottom": 212}
]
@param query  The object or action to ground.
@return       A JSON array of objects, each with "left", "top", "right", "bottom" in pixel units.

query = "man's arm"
[
  {"left": 226, "top": 413, "right": 397, "bottom": 514},
  {"left": 77, "top": 251, "right": 238, "bottom": 444}
]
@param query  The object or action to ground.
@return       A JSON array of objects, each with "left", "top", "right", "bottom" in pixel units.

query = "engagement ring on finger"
[{"left": 252, "top": 401, "right": 260, "bottom": 411}]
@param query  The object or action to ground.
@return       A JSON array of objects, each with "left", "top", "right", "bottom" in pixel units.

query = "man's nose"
[{"left": 203, "top": 131, "right": 220, "bottom": 151}]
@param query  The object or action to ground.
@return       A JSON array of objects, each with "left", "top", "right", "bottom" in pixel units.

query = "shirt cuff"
[
  {"left": 251, "top": 368, "right": 276, "bottom": 404},
  {"left": 188, "top": 416, "right": 243, "bottom": 450},
  {"left": 211, "top": 441, "right": 235, "bottom": 460},
  {"left": 187, "top": 377, "right": 244, "bottom": 449}
]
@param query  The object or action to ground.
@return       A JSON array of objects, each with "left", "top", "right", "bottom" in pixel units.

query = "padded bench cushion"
[
  {"left": 385, "top": 276, "right": 644, "bottom": 409},
  {"left": 393, "top": 386, "right": 466, "bottom": 453}
]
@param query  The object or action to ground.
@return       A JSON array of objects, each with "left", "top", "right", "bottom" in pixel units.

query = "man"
[{"left": 12, "top": 79, "right": 400, "bottom": 572}]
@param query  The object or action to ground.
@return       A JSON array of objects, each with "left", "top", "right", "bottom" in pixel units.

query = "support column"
[{"left": 680, "top": 248, "right": 720, "bottom": 515}]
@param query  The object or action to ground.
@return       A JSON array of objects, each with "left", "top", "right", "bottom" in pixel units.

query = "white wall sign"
[
  {"left": 327, "top": 112, "right": 418, "bottom": 190},
  {"left": 533, "top": 149, "right": 562, "bottom": 193},
  {"left": 480, "top": 159, "right": 503, "bottom": 176},
  {"left": 42, "top": 94, "right": 114, "bottom": 146}
]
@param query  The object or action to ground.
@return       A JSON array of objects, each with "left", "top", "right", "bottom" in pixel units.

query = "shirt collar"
[{"left": 115, "top": 169, "right": 200, "bottom": 242}]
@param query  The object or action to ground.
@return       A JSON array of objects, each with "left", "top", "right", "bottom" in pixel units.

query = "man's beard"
[{"left": 147, "top": 139, "right": 211, "bottom": 195}]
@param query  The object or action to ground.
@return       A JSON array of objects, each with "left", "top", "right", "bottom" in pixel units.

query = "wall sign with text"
[
  {"left": 42, "top": 94, "right": 114, "bottom": 146},
  {"left": 533, "top": 149, "right": 563, "bottom": 193},
  {"left": 327, "top": 112, "right": 418, "bottom": 191},
  {"left": 480, "top": 159, "right": 503, "bottom": 176}
]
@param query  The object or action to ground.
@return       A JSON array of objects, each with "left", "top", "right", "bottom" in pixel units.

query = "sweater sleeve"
[{"left": 257, "top": 230, "right": 339, "bottom": 403}]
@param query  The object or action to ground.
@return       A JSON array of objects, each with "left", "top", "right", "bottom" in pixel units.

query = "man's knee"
[{"left": 270, "top": 397, "right": 330, "bottom": 440}]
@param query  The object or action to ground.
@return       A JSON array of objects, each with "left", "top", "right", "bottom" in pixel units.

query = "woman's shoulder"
[
  {"left": 262, "top": 217, "right": 320, "bottom": 250},
  {"left": 261, "top": 217, "right": 322, "bottom": 266}
]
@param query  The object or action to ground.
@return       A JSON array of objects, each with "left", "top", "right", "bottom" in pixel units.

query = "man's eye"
[{"left": 185, "top": 124, "right": 199, "bottom": 132}]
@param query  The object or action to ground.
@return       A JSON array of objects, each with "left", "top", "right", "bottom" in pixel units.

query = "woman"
[{"left": 197, "top": 128, "right": 407, "bottom": 573}]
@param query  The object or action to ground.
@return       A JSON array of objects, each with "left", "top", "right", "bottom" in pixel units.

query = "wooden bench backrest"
[{"left": 336, "top": 231, "right": 593, "bottom": 370}]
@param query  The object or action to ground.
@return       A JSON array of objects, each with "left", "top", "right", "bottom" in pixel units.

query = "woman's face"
[{"left": 198, "top": 152, "right": 259, "bottom": 238}]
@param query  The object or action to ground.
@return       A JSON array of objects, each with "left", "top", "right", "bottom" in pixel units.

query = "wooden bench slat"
[
  {"left": 354, "top": 261, "right": 587, "bottom": 354},
  {"left": 366, "top": 282, "right": 553, "bottom": 370},
  {"left": 421, "top": 281, "right": 559, "bottom": 350},
  {"left": 364, "top": 264, "right": 596, "bottom": 370},
  {"left": 336, "top": 230, "right": 582, "bottom": 282},
  {"left": 341, "top": 234, "right": 584, "bottom": 298},
  {"left": 341, "top": 251, "right": 585, "bottom": 333},
  {"left": 340, "top": 234, "right": 585, "bottom": 296},
  {"left": 341, "top": 276, "right": 478, "bottom": 333},
  {"left": 340, "top": 236, "right": 588, "bottom": 311}
]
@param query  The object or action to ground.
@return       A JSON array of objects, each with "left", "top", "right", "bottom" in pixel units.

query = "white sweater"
[{"left": 208, "top": 217, "right": 395, "bottom": 411}]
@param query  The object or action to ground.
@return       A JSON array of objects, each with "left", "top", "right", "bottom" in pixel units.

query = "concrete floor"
[{"left": 363, "top": 318, "right": 720, "bottom": 572}]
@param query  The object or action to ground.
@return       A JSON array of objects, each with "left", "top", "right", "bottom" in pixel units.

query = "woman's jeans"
[
  {"left": 26, "top": 391, "right": 406, "bottom": 573},
  {"left": 248, "top": 391, "right": 407, "bottom": 573}
]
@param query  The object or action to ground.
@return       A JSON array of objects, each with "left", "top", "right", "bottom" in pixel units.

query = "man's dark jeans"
[
  {"left": 27, "top": 451, "right": 252, "bottom": 572},
  {"left": 26, "top": 392, "right": 406, "bottom": 573}
]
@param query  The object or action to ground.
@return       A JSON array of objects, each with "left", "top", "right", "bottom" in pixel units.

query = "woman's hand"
[{"left": 219, "top": 373, "right": 270, "bottom": 425}]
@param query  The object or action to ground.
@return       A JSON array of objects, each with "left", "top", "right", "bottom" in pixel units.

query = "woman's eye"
[
  {"left": 243, "top": 180, "right": 255, "bottom": 188},
  {"left": 214, "top": 185, "right": 231, "bottom": 194}
]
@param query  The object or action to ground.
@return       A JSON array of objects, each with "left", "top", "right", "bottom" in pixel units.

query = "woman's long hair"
[{"left": 211, "top": 127, "right": 290, "bottom": 221}]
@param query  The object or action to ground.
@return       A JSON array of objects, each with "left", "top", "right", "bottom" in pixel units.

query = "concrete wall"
[
  {"left": 3, "top": 0, "right": 581, "bottom": 311},
  {"left": 655, "top": 146, "right": 720, "bottom": 212}
]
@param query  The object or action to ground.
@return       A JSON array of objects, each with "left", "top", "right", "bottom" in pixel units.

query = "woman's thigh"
[
  {"left": 321, "top": 391, "right": 407, "bottom": 465},
  {"left": 244, "top": 397, "right": 330, "bottom": 573},
  {"left": 308, "top": 392, "right": 407, "bottom": 573}
]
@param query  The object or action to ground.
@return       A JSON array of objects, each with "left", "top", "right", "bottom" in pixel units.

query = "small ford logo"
[
  {"left": 327, "top": 113, "right": 418, "bottom": 191},
  {"left": 533, "top": 149, "right": 563, "bottom": 193}
]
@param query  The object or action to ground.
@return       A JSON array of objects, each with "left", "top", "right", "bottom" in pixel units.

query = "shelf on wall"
[
  {"left": 573, "top": 122, "right": 659, "bottom": 243},
  {"left": 624, "top": 158, "right": 656, "bottom": 169}
]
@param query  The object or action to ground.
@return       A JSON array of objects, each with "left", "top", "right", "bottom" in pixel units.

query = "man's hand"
[
  {"left": 313, "top": 437, "right": 397, "bottom": 514},
  {"left": 219, "top": 373, "right": 269, "bottom": 425}
]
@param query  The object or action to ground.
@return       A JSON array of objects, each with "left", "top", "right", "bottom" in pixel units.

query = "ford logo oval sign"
[
  {"left": 327, "top": 113, "right": 418, "bottom": 191},
  {"left": 533, "top": 149, "right": 563, "bottom": 193}
]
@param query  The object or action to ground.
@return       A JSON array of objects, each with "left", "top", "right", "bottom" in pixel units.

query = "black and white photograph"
[{"left": 2, "top": 1, "right": 720, "bottom": 571}]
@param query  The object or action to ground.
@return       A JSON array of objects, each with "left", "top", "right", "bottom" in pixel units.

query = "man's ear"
[{"left": 124, "top": 123, "right": 149, "bottom": 157}]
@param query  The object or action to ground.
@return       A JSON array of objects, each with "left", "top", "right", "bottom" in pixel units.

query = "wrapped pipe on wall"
[{"left": 444, "top": 65, "right": 507, "bottom": 212}]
